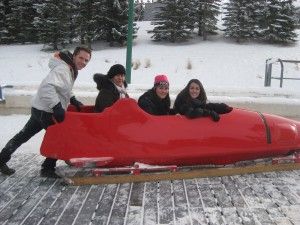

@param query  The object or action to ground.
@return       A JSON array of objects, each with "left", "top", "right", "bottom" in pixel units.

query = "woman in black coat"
[
  {"left": 173, "top": 79, "right": 232, "bottom": 121},
  {"left": 93, "top": 64, "right": 129, "bottom": 112},
  {"left": 138, "top": 74, "right": 174, "bottom": 115}
]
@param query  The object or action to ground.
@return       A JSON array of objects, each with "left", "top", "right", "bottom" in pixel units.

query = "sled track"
[{"left": 0, "top": 153, "right": 300, "bottom": 225}]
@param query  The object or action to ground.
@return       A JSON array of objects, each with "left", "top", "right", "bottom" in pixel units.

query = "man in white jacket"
[{"left": 0, "top": 46, "right": 91, "bottom": 178}]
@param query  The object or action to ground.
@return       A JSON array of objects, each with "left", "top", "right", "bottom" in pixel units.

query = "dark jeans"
[{"left": 0, "top": 107, "right": 57, "bottom": 170}]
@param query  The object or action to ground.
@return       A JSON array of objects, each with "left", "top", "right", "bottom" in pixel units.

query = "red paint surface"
[{"left": 40, "top": 98, "right": 300, "bottom": 166}]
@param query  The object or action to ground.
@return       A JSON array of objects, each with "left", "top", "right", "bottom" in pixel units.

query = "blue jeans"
[{"left": 0, "top": 107, "right": 57, "bottom": 170}]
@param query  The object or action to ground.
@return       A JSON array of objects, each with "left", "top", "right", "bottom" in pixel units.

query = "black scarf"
[{"left": 58, "top": 51, "right": 78, "bottom": 80}]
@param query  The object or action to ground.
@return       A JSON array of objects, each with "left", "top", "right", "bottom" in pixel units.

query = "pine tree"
[
  {"left": 191, "top": 0, "right": 221, "bottom": 40},
  {"left": 72, "top": 0, "right": 99, "bottom": 48},
  {"left": 102, "top": 0, "right": 136, "bottom": 46},
  {"left": 149, "top": 0, "right": 194, "bottom": 42},
  {"left": 222, "top": 0, "right": 256, "bottom": 43},
  {"left": 33, "top": 0, "right": 72, "bottom": 50},
  {"left": 0, "top": 0, "right": 9, "bottom": 44},
  {"left": 5, "top": 0, "right": 38, "bottom": 44},
  {"left": 260, "top": 0, "right": 297, "bottom": 44}
]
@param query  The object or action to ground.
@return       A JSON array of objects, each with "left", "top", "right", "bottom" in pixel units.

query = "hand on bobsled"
[
  {"left": 209, "top": 110, "right": 220, "bottom": 122},
  {"left": 52, "top": 102, "right": 65, "bottom": 123},
  {"left": 203, "top": 109, "right": 220, "bottom": 122},
  {"left": 70, "top": 96, "right": 83, "bottom": 111},
  {"left": 186, "top": 108, "right": 204, "bottom": 119}
]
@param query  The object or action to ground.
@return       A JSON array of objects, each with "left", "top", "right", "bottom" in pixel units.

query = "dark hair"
[
  {"left": 73, "top": 46, "right": 92, "bottom": 58},
  {"left": 178, "top": 79, "right": 207, "bottom": 103}
]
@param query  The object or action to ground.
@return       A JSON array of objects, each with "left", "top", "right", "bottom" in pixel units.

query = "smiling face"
[
  {"left": 189, "top": 82, "right": 201, "bottom": 99},
  {"left": 73, "top": 50, "right": 91, "bottom": 70},
  {"left": 155, "top": 85, "right": 169, "bottom": 99},
  {"left": 112, "top": 74, "right": 126, "bottom": 87}
]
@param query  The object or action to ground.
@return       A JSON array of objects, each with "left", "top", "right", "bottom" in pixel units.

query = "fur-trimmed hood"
[{"left": 93, "top": 73, "right": 128, "bottom": 91}]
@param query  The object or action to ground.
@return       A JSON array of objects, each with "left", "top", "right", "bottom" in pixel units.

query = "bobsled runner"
[{"left": 40, "top": 98, "right": 300, "bottom": 184}]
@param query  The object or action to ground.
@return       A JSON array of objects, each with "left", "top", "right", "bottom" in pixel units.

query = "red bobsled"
[{"left": 40, "top": 98, "right": 300, "bottom": 167}]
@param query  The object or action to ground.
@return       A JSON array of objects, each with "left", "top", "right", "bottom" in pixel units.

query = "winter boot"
[
  {"left": 0, "top": 151, "right": 15, "bottom": 175},
  {"left": 0, "top": 163, "right": 15, "bottom": 175},
  {"left": 40, "top": 157, "right": 60, "bottom": 179}
]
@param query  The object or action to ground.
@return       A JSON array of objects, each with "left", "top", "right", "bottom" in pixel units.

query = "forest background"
[{"left": 0, "top": 0, "right": 299, "bottom": 50}]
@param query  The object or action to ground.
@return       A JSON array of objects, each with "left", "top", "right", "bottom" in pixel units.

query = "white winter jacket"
[{"left": 32, "top": 56, "right": 75, "bottom": 112}]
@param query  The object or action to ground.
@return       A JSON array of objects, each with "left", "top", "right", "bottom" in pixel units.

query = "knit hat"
[
  {"left": 107, "top": 64, "right": 126, "bottom": 79},
  {"left": 154, "top": 74, "right": 169, "bottom": 87}
]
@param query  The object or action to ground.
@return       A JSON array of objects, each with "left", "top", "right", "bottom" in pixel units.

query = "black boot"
[
  {"left": 40, "top": 158, "right": 60, "bottom": 179},
  {"left": 0, "top": 163, "right": 15, "bottom": 175},
  {"left": 0, "top": 151, "right": 15, "bottom": 175}
]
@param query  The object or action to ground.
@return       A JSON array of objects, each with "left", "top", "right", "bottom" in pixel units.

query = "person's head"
[
  {"left": 107, "top": 64, "right": 126, "bottom": 87},
  {"left": 186, "top": 79, "right": 207, "bottom": 102},
  {"left": 72, "top": 46, "right": 92, "bottom": 70},
  {"left": 153, "top": 74, "right": 169, "bottom": 99}
]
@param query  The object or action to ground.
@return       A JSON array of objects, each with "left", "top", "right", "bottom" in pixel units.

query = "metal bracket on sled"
[
  {"left": 272, "top": 152, "right": 300, "bottom": 164},
  {"left": 92, "top": 162, "right": 178, "bottom": 176},
  {"left": 0, "top": 85, "right": 13, "bottom": 104}
]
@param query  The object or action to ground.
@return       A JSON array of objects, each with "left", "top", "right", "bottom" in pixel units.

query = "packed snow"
[
  {"left": 1, "top": 20, "right": 300, "bottom": 154},
  {"left": 1, "top": 18, "right": 300, "bottom": 225}
]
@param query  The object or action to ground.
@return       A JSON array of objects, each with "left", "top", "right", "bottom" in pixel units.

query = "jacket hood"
[
  {"left": 93, "top": 73, "right": 128, "bottom": 91},
  {"left": 48, "top": 57, "right": 66, "bottom": 70},
  {"left": 48, "top": 51, "right": 78, "bottom": 79},
  {"left": 93, "top": 73, "right": 113, "bottom": 91}
]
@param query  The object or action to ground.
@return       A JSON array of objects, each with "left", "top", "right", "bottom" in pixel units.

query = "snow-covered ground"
[
  {"left": 1, "top": 21, "right": 300, "bottom": 95},
  {"left": 1, "top": 19, "right": 300, "bottom": 151},
  {"left": 1, "top": 13, "right": 300, "bottom": 225}
]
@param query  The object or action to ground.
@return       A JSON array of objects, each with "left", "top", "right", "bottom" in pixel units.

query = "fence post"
[
  {"left": 278, "top": 59, "right": 284, "bottom": 88},
  {"left": 264, "top": 59, "right": 272, "bottom": 87},
  {"left": 0, "top": 85, "right": 13, "bottom": 103}
]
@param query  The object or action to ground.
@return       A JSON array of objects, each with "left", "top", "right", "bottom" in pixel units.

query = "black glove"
[
  {"left": 211, "top": 103, "right": 233, "bottom": 114},
  {"left": 186, "top": 108, "right": 204, "bottom": 119},
  {"left": 70, "top": 96, "right": 83, "bottom": 111},
  {"left": 209, "top": 110, "right": 220, "bottom": 122},
  {"left": 52, "top": 102, "right": 65, "bottom": 123}
]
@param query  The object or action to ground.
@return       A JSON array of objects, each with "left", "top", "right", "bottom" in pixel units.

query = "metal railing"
[
  {"left": 265, "top": 58, "right": 300, "bottom": 87},
  {"left": 0, "top": 85, "right": 13, "bottom": 103}
]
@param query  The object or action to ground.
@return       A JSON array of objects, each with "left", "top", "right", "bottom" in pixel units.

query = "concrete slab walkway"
[{"left": 0, "top": 153, "right": 300, "bottom": 225}]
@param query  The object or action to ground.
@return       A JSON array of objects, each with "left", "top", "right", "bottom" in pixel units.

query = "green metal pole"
[{"left": 126, "top": 0, "right": 134, "bottom": 84}]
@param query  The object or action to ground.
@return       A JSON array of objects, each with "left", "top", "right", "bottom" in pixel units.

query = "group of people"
[{"left": 0, "top": 45, "right": 232, "bottom": 178}]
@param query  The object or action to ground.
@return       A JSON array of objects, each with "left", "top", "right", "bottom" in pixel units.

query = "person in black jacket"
[
  {"left": 173, "top": 79, "right": 232, "bottom": 121},
  {"left": 138, "top": 74, "right": 174, "bottom": 115},
  {"left": 94, "top": 64, "right": 129, "bottom": 112}
]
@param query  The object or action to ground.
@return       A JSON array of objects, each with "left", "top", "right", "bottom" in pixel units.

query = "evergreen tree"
[
  {"left": 33, "top": 0, "right": 72, "bottom": 50},
  {"left": 102, "top": 0, "right": 136, "bottom": 46},
  {"left": 0, "top": 1, "right": 9, "bottom": 44},
  {"left": 5, "top": 0, "right": 38, "bottom": 44},
  {"left": 149, "top": 0, "right": 194, "bottom": 42},
  {"left": 222, "top": 0, "right": 256, "bottom": 43},
  {"left": 72, "top": 0, "right": 99, "bottom": 48},
  {"left": 260, "top": 0, "right": 297, "bottom": 44},
  {"left": 191, "top": 0, "right": 221, "bottom": 40}
]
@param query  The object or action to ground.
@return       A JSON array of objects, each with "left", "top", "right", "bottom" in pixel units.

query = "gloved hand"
[
  {"left": 186, "top": 108, "right": 204, "bottom": 119},
  {"left": 209, "top": 110, "right": 220, "bottom": 122},
  {"left": 52, "top": 102, "right": 65, "bottom": 123},
  {"left": 220, "top": 103, "right": 233, "bottom": 113},
  {"left": 70, "top": 96, "right": 83, "bottom": 111}
]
